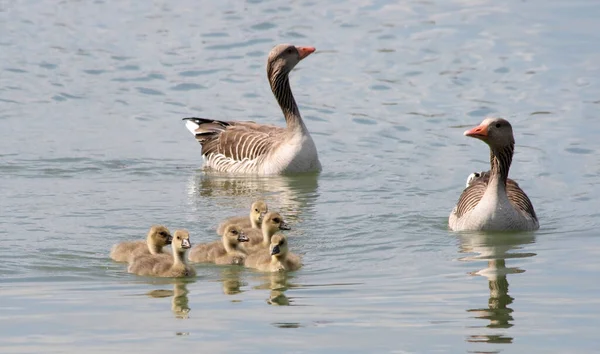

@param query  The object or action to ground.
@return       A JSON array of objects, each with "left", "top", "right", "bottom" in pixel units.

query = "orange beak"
[
  {"left": 464, "top": 124, "right": 488, "bottom": 138},
  {"left": 296, "top": 46, "right": 316, "bottom": 60}
]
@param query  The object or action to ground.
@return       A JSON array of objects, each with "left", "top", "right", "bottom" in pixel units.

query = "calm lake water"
[{"left": 1, "top": 0, "right": 600, "bottom": 352}]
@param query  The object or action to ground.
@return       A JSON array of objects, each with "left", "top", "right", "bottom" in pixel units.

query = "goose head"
[
  {"left": 269, "top": 234, "right": 289, "bottom": 258},
  {"left": 250, "top": 200, "right": 269, "bottom": 226},
  {"left": 147, "top": 225, "right": 173, "bottom": 247},
  {"left": 172, "top": 230, "right": 191, "bottom": 252},
  {"left": 223, "top": 225, "right": 249, "bottom": 250},
  {"left": 464, "top": 118, "right": 515, "bottom": 149},
  {"left": 267, "top": 44, "right": 315, "bottom": 76},
  {"left": 262, "top": 212, "right": 291, "bottom": 235}
]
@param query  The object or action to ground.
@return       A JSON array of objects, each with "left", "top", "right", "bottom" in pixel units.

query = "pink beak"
[{"left": 296, "top": 46, "right": 316, "bottom": 60}]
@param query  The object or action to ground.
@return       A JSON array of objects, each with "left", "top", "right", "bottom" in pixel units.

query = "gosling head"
[
  {"left": 172, "top": 230, "right": 191, "bottom": 251},
  {"left": 465, "top": 171, "right": 489, "bottom": 187},
  {"left": 223, "top": 225, "right": 249, "bottom": 247},
  {"left": 269, "top": 234, "right": 289, "bottom": 258},
  {"left": 250, "top": 200, "right": 269, "bottom": 226},
  {"left": 262, "top": 212, "right": 290, "bottom": 235},
  {"left": 148, "top": 225, "right": 172, "bottom": 247},
  {"left": 267, "top": 43, "right": 315, "bottom": 77},
  {"left": 464, "top": 117, "right": 515, "bottom": 149}
]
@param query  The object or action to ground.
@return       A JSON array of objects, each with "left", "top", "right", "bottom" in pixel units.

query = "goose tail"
[{"left": 182, "top": 117, "right": 231, "bottom": 142}]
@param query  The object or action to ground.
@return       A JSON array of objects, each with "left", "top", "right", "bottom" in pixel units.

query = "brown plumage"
[{"left": 455, "top": 170, "right": 536, "bottom": 220}]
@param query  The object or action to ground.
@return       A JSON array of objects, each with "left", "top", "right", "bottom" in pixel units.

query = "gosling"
[
  {"left": 188, "top": 225, "right": 249, "bottom": 264},
  {"left": 245, "top": 234, "right": 301, "bottom": 272},
  {"left": 110, "top": 225, "right": 172, "bottom": 263},
  {"left": 128, "top": 230, "right": 196, "bottom": 277},
  {"left": 465, "top": 171, "right": 488, "bottom": 188},
  {"left": 244, "top": 212, "right": 290, "bottom": 251},
  {"left": 216, "top": 200, "right": 268, "bottom": 236}
]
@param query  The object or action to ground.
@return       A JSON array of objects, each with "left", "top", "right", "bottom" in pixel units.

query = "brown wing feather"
[
  {"left": 454, "top": 181, "right": 487, "bottom": 219},
  {"left": 455, "top": 171, "right": 537, "bottom": 219},
  {"left": 184, "top": 117, "right": 283, "bottom": 161}
]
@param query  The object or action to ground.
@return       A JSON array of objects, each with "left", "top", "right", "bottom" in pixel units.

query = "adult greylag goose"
[
  {"left": 110, "top": 225, "right": 172, "bottom": 263},
  {"left": 182, "top": 43, "right": 321, "bottom": 175},
  {"left": 449, "top": 118, "right": 539, "bottom": 231},
  {"left": 128, "top": 230, "right": 196, "bottom": 277},
  {"left": 216, "top": 200, "right": 268, "bottom": 236},
  {"left": 244, "top": 234, "right": 301, "bottom": 272}
]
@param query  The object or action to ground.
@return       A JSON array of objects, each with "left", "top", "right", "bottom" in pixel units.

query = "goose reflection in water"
[
  {"left": 220, "top": 266, "right": 246, "bottom": 296},
  {"left": 251, "top": 271, "right": 296, "bottom": 306},
  {"left": 186, "top": 171, "right": 320, "bottom": 226},
  {"left": 146, "top": 280, "right": 192, "bottom": 319},
  {"left": 457, "top": 232, "right": 536, "bottom": 345}
]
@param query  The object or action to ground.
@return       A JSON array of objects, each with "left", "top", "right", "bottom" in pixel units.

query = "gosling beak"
[
  {"left": 279, "top": 221, "right": 291, "bottom": 231},
  {"left": 270, "top": 245, "right": 281, "bottom": 256},
  {"left": 464, "top": 124, "right": 489, "bottom": 139},
  {"left": 238, "top": 232, "right": 249, "bottom": 243},
  {"left": 181, "top": 238, "right": 191, "bottom": 249},
  {"left": 296, "top": 46, "right": 315, "bottom": 60},
  {"left": 166, "top": 236, "right": 173, "bottom": 245}
]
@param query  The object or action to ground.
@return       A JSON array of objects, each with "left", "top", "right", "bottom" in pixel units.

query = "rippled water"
[{"left": 1, "top": 0, "right": 600, "bottom": 352}]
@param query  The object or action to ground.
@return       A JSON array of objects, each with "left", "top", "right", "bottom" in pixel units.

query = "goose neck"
[
  {"left": 173, "top": 248, "right": 186, "bottom": 266},
  {"left": 148, "top": 243, "right": 162, "bottom": 255},
  {"left": 488, "top": 142, "right": 514, "bottom": 185},
  {"left": 269, "top": 68, "right": 307, "bottom": 133}
]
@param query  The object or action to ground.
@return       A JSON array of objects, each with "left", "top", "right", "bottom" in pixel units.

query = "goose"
[
  {"left": 216, "top": 200, "right": 268, "bottom": 236},
  {"left": 245, "top": 234, "right": 301, "bottom": 272},
  {"left": 110, "top": 225, "right": 172, "bottom": 263},
  {"left": 188, "top": 225, "right": 249, "bottom": 264},
  {"left": 128, "top": 230, "right": 196, "bottom": 277},
  {"left": 449, "top": 118, "right": 539, "bottom": 231},
  {"left": 244, "top": 211, "right": 290, "bottom": 250},
  {"left": 182, "top": 43, "right": 321, "bottom": 175}
]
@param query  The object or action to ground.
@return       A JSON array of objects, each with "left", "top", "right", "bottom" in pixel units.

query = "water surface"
[{"left": 1, "top": 0, "right": 600, "bottom": 352}]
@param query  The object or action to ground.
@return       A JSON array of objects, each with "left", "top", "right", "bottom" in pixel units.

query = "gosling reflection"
[
  {"left": 458, "top": 232, "right": 536, "bottom": 345},
  {"left": 186, "top": 172, "right": 319, "bottom": 223},
  {"left": 220, "top": 266, "right": 246, "bottom": 295},
  {"left": 146, "top": 281, "right": 191, "bottom": 319},
  {"left": 253, "top": 271, "right": 295, "bottom": 306}
]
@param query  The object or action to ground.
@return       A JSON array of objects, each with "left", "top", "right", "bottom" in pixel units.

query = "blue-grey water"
[{"left": 1, "top": 0, "right": 600, "bottom": 352}]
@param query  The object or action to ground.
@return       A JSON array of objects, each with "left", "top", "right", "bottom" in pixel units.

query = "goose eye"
[
  {"left": 495, "top": 123, "right": 501, "bottom": 128},
  {"left": 286, "top": 48, "right": 293, "bottom": 54},
  {"left": 273, "top": 218, "right": 280, "bottom": 223}
]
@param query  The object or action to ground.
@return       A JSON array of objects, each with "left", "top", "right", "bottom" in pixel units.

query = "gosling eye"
[
  {"left": 231, "top": 230, "right": 238, "bottom": 235},
  {"left": 177, "top": 236, "right": 181, "bottom": 240},
  {"left": 273, "top": 218, "right": 281, "bottom": 223},
  {"left": 495, "top": 123, "right": 501, "bottom": 128},
  {"left": 279, "top": 241, "right": 285, "bottom": 246},
  {"left": 255, "top": 208, "right": 259, "bottom": 212}
]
